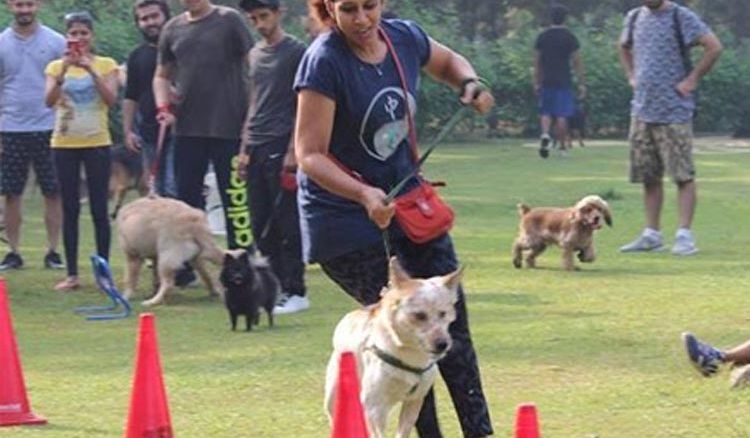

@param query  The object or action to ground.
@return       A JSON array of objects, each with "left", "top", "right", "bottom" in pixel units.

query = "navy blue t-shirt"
[{"left": 294, "top": 19, "right": 431, "bottom": 263}]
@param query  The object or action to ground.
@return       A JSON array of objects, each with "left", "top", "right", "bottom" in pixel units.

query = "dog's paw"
[
  {"left": 141, "top": 297, "right": 164, "bottom": 307},
  {"left": 512, "top": 258, "right": 522, "bottom": 269}
]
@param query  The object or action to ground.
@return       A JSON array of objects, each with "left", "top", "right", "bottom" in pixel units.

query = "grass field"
[{"left": 2, "top": 138, "right": 750, "bottom": 437}]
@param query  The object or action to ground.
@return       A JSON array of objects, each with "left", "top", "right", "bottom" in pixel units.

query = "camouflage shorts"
[{"left": 629, "top": 118, "right": 695, "bottom": 184}]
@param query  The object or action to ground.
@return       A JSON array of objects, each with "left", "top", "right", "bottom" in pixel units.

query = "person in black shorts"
[{"left": 0, "top": 0, "right": 65, "bottom": 271}]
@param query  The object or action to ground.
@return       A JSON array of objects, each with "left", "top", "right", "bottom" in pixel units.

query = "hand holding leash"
[{"left": 459, "top": 78, "right": 494, "bottom": 114}]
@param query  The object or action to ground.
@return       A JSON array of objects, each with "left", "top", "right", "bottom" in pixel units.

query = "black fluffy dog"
[{"left": 220, "top": 249, "right": 279, "bottom": 331}]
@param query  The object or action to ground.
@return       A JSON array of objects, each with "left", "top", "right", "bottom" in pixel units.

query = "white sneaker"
[
  {"left": 671, "top": 234, "right": 698, "bottom": 256},
  {"left": 273, "top": 294, "right": 310, "bottom": 315},
  {"left": 619, "top": 232, "right": 664, "bottom": 253}
]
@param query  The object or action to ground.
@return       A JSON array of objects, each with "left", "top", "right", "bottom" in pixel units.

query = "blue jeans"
[{"left": 140, "top": 135, "right": 177, "bottom": 197}]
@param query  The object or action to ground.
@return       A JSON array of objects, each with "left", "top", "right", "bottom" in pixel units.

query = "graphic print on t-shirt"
[
  {"left": 359, "top": 86, "right": 416, "bottom": 161},
  {"left": 58, "top": 76, "right": 102, "bottom": 138}
]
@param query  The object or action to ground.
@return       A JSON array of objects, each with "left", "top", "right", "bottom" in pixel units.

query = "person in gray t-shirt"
[
  {"left": 0, "top": 0, "right": 65, "bottom": 271},
  {"left": 618, "top": 0, "right": 722, "bottom": 257},
  {"left": 238, "top": 0, "right": 308, "bottom": 315},
  {"left": 154, "top": 0, "right": 254, "bottom": 250}
]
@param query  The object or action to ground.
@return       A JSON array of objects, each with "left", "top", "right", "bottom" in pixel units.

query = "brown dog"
[
  {"left": 116, "top": 196, "right": 224, "bottom": 306},
  {"left": 324, "top": 257, "right": 461, "bottom": 438},
  {"left": 512, "top": 195, "right": 612, "bottom": 271},
  {"left": 109, "top": 145, "right": 147, "bottom": 219}
]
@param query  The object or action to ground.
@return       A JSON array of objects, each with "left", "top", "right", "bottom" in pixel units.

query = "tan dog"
[
  {"left": 116, "top": 196, "right": 224, "bottom": 306},
  {"left": 512, "top": 195, "right": 612, "bottom": 271},
  {"left": 324, "top": 257, "right": 461, "bottom": 438}
]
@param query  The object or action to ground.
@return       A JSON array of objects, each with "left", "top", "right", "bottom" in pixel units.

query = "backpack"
[{"left": 623, "top": 5, "right": 693, "bottom": 73}]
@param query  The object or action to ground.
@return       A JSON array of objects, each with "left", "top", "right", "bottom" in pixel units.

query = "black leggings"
[
  {"left": 320, "top": 234, "right": 494, "bottom": 438},
  {"left": 53, "top": 147, "right": 111, "bottom": 276}
]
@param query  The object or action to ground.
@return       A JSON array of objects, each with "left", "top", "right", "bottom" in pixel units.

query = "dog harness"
[{"left": 366, "top": 344, "right": 436, "bottom": 395}]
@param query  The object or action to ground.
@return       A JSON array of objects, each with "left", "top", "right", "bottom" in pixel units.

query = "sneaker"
[
  {"left": 0, "top": 252, "right": 23, "bottom": 271},
  {"left": 672, "top": 234, "right": 699, "bottom": 256},
  {"left": 682, "top": 332, "right": 724, "bottom": 377},
  {"left": 619, "top": 233, "right": 664, "bottom": 253},
  {"left": 273, "top": 294, "right": 310, "bottom": 315},
  {"left": 539, "top": 133, "right": 551, "bottom": 158},
  {"left": 44, "top": 251, "right": 65, "bottom": 269}
]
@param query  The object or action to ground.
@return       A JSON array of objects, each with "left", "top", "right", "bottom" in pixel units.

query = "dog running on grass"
[
  {"left": 324, "top": 257, "right": 462, "bottom": 438},
  {"left": 512, "top": 195, "right": 612, "bottom": 271},
  {"left": 117, "top": 196, "right": 224, "bottom": 306},
  {"left": 220, "top": 249, "right": 279, "bottom": 331}
]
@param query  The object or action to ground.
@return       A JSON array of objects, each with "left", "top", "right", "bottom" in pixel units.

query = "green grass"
[{"left": 3, "top": 139, "right": 750, "bottom": 437}]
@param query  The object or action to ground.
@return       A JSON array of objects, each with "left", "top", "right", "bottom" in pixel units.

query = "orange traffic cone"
[
  {"left": 0, "top": 278, "right": 46, "bottom": 427},
  {"left": 125, "top": 313, "right": 173, "bottom": 438},
  {"left": 331, "top": 351, "right": 368, "bottom": 438},
  {"left": 514, "top": 403, "right": 540, "bottom": 438}
]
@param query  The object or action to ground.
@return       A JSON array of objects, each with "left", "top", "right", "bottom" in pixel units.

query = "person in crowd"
[
  {"left": 44, "top": 11, "right": 118, "bottom": 290},
  {"left": 533, "top": 3, "right": 585, "bottom": 159},
  {"left": 618, "top": 0, "right": 722, "bottom": 256},
  {"left": 0, "top": 0, "right": 65, "bottom": 271},
  {"left": 153, "top": 0, "right": 254, "bottom": 250},
  {"left": 123, "top": 0, "right": 176, "bottom": 197},
  {"left": 295, "top": 0, "right": 495, "bottom": 436},
  {"left": 237, "top": 0, "right": 308, "bottom": 315}
]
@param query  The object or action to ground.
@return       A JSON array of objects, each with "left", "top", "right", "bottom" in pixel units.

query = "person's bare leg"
[
  {"left": 44, "top": 195, "right": 62, "bottom": 252},
  {"left": 4, "top": 195, "right": 22, "bottom": 252},
  {"left": 540, "top": 115, "right": 552, "bottom": 136},
  {"left": 644, "top": 181, "right": 663, "bottom": 231},
  {"left": 676, "top": 180, "right": 696, "bottom": 229},
  {"left": 555, "top": 117, "right": 569, "bottom": 151},
  {"left": 724, "top": 340, "right": 750, "bottom": 366}
]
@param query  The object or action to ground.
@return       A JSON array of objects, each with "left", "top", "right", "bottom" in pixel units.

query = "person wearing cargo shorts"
[{"left": 617, "top": 0, "right": 722, "bottom": 256}]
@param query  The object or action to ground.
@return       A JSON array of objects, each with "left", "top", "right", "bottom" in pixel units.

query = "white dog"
[{"left": 324, "top": 257, "right": 462, "bottom": 438}]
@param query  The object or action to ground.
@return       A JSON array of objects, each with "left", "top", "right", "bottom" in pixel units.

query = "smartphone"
[{"left": 67, "top": 40, "right": 80, "bottom": 54}]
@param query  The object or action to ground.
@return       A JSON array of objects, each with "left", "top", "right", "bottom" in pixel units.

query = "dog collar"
[{"left": 366, "top": 344, "right": 436, "bottom": 377}]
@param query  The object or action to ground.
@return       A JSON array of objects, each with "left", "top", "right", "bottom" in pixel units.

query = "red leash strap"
[
  {"left": 378, "top": 26, "right": 420, "bottom": 164},
  {"left": 148, "top": 122, "right": 167, "bottom": 196}
]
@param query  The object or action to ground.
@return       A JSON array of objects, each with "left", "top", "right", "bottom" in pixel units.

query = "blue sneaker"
[{"left": 682, "top": 332, "right": 724, "bottom": 377}]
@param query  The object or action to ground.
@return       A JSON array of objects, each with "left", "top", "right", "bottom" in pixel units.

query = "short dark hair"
[
  {"left": 133, "top": 0, "right": 171, "bottom": 23},
  {"left": 239, "top": 0, "right": 280, "bottom": 12},
  {"left": 550, "top": 4, "right": 568, "bottom": 25},
  {"left": 64, "top": 11, "right": 94, "bottom": 30}
]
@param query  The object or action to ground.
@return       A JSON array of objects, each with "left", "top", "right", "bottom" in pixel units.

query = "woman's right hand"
[{"left": 359, "top": 186, "right": 395, "bottom": 230}]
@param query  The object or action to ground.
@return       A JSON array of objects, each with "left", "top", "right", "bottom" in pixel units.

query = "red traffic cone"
[
  {"left": 0, "top": 278, "right": 46, "bottom": 427},
  {"left": 125, "top": 313, "right": 173, "bottom": 438},
  {"left": 515, "top": 403, "right": 540, "bottom": 438},
  {"left": 331, "top": 351, "right": 368, "bottom": 438}
]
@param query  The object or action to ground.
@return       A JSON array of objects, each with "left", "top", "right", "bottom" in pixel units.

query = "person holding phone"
[{"left": 44, "top": 11, "right": 119, "bottom": 291}]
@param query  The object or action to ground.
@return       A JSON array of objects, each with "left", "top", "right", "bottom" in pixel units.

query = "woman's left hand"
[
  {"left": 76, "top": 55, "right": 93, "bottom": 72},
  {"left": 460, "top": 81, "right": 495, "bottom": 114}
]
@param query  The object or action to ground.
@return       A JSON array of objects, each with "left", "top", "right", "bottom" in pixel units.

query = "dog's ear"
[
  {"left": 600, "top": 203, "right": 613, "bottom": 227},
  {"left": 223, "top": 252, "right": 235, "bottom": 263},
  {"left": 388, "top": 256, "right": 411, "bottom": 289},
  {"left": 442, "top": 265, "right": 464, "bottom": 304}
]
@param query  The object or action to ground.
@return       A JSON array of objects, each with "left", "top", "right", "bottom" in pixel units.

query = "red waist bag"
[{"left": 394, "top": 182, "right": 454, "bottom": 243}]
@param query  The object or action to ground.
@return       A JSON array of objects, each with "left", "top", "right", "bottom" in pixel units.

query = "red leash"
[{"left": 148, "top": 122, "right": 167, "bottom": 196}]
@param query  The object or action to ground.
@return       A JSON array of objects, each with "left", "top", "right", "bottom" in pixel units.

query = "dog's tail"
[
  {"left": 517, "top": 203, "right": 531, "bottom": 217},
  {"left": 194, "top": 222, "right": 226, "bottom": 265}
]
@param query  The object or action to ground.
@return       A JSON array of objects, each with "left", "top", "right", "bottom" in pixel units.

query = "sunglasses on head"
[{"left": 64, "top": 11, "right": 93, "bottom": 26}]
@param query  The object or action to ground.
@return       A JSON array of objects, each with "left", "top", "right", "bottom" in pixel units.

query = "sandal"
[{"left": 54, "top": 277, "right": 80, "bottom": 292}]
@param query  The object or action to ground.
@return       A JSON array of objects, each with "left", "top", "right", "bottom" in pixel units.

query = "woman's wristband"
[{"left": 156, "top": 104, "right": 173, "bottom": 114}]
